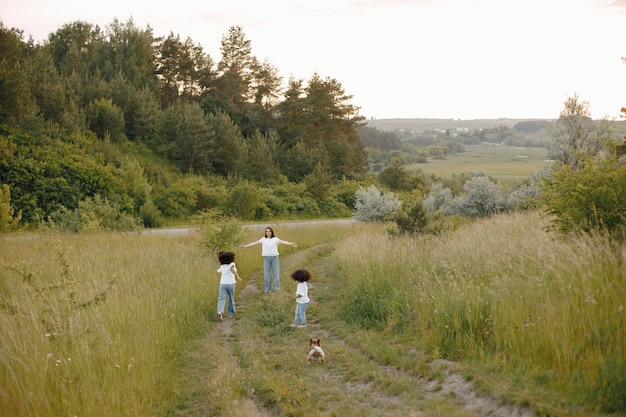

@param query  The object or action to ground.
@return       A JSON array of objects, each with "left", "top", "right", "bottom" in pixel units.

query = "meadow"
[
  {"left": 407, "top": 143, "right": 549, "bottom": 185},
  {"left": 0, "top": 214, "right": 624, "bottom": 416}
]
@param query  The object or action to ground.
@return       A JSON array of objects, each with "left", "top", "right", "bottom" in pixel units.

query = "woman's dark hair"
[
  {"left": 218, "top": 251, "right": 235, "bottom": 264},
  {"left": 291, "top": 269, "right": 312, "bottom": 282},
  {"left": 264, "top": 227, "right": 275, "bottom": 238}
]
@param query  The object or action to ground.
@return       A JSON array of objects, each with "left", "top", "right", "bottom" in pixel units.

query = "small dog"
[{"left": 308, "top": 338, "right": 326, "bottom": 365}]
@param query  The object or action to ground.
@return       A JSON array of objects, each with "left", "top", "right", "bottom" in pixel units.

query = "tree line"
[
  {"left": 0, "top": 20, "right": 366, "bottom": 228},
  {"left": 0, "top": 18, "right": 624, "bottom": 242}
]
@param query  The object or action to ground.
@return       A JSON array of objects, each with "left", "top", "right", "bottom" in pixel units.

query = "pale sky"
[{"left": 2, "top": 0, "right": 625, "bottom": 120}]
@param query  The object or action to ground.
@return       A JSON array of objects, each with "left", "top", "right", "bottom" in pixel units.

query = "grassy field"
[
  {"left": 407, "top": 143, "right": 549, "bottom": 185},
  {"left": 365, "top": 118, "right": 530, "bottom": 131},
  {"left": 1, "top": 215, "right": 624, "bottom": 416}
]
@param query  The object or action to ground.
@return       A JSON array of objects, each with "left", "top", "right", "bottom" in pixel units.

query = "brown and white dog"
[{"left": 308, "top": 338, "right": 326, "bottom": 365}]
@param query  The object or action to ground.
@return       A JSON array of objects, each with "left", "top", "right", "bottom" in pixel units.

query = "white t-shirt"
[
  {"left": 217, "top": 262, "right": 237, "bottom": 285},
  {"left": 295, "top": 282, "right": 310, "bottom": 304},
  {"left": 258, "top": 237, "right": 287, "bottom": 257}
]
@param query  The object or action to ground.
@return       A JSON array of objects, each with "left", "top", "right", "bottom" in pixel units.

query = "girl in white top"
[
  {"left": 290, "top": 269, "right": 312, "bottom": 328},
  {"left": 240, "top": 227, "right": 297, "bottom": 293},
  {"left": 216, "top": 251, "right": 242, "bottom": 321}
]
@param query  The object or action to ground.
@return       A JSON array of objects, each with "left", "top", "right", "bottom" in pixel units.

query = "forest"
[
  {"left": 0, "top": 20, "right": 369, "bottom": 229},
  {"left": 1, "top": 18, "right": 625, "bottom": 240}
]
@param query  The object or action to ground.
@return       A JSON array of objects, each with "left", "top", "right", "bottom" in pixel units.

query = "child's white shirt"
[
  {"left": 217, "top": 262, "right": 237, "bottom": 284},
  {"left": 295, "top": 282, "right": 309, "bottom": 304}
]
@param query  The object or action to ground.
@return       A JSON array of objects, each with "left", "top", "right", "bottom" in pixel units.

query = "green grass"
[
  {"left": 407, "top": 143, "right": 549, "bottom": 185},
  {"left": 1, "top": 215, "right": 624, "bottom": 416}
]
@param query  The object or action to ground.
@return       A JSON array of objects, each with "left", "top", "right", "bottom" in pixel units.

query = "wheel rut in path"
[{"left": 181, "top": 242, "right": 535, "bottom": 417}]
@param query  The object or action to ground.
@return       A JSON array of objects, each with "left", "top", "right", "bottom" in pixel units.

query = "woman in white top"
[
  {"left": 216, "top": 251, "right": 242, "bottom": 320},
  {"left": 240, "top": 226, "right": 297, "bottom": 293}
]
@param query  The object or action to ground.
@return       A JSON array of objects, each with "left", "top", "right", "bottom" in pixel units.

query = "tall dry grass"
[
  {"left": 0, "top": 231, "right": 216, "bottom": 417},
  {"left": 0, "top": 221, "right": 334, "bottom": 417},
  {"left": 333, "top": 211, "right": 625, "bottom": 412}
]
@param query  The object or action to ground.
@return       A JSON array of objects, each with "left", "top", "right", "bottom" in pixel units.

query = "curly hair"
[
  {"left": 291, "top": 269, "right": 312, "bottom": 282},
  {"left": 218, "top": 251, "right": 235, "bottom": 265}
]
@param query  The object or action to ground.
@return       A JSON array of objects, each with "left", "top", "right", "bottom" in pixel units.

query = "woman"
[{"left": 240, "top": 227, "right": 297, "bottom": 293}]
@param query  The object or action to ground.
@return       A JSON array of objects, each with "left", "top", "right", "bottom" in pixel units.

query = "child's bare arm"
[{"left": 231, "top": 265, "right": 242, "bottom": 281}]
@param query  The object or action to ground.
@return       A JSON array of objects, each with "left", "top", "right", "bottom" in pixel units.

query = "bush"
[
  {"left": 138, "top": 200, "right": 164, "bottom": 228},
  {"left": 0, "top": 184, "right": 22, "bottom": 233},
  {"left": 540, "top": 151, "right": 626, "bottom": 240},
  {"left": 195, "top": 210, "right": 243, "bottom": 254},
  {"left": 353, "top": 185, "right": 402, "bottom": 222},
  {"left": 226, "top": 183, "right": 265, "bottom": 220},
  {"left": 394, "top": 200, "right": 427, "bottom": 234},
  {"left": 48, "top": 195, "right": 140, "bottom": 232}
]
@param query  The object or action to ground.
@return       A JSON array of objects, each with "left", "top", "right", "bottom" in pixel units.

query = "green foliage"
[
  {"left": 86, "top": 98, "right": 126, "bottom": 141},
  {"left": 1, "top": 21, "right": 375, "bottom": 228},
  {"left": 166, "top": 102, "right": 214, "bottom": 174},
  {"left": 275, "top": 74, "right": 366, "bottom": 181},
  {"left": 48, "top": 194, "right": 141, "bottom": 232},
  {"left": 115, "top": 157, "right": 152, "bottom": 212},
  {"left": 393, "top": 200, "right": 428, "bottom": 234},
  {"left": 329, "top": 179, "right": 360, "bottom": 211},
  {"left": 304, "top": 163, "right": 333, "bottom": 200},
  {"left": 226, "top": 182, "right": 265, "bottom": 220},
  {"left": 539, "top": 97, "right": 626, "bottom": 241},
  {"left": 0, "top": 25, "right": 35, "bottom": 124},
  {"left": 340, "top": 265, "right": 391, "bottom": 330},
  {"left": 358, "top": 125, "right": 402, "bottom": 150},
  {"left": 152, "top": 177, "right": 199, "bottom": 219},
  {"left": 379, "top": 158, "right": 411, "bottom": 191},
  {"left": 540, "top": 152, "right": 626, "bottom": 240},
  {"left": 151, "top": 174, "right": 225, "bottom": 221},
  {"left": 206, "top": 110, "right": 245, "bottom": 176},
  {"left": 0, "top": 127, "right": 126, "bottom": 223},
  {"left": 138, "top": 200, "right": 164, "bottom": 228},
  {"left": 593, "top": 351, "right": 626, "bottom": 413},
  {"left": 0, "top": 184, "right": 21, "bottom": 232},
  {"left": 196, "top": 209, "right": 243, "bottom": 254},
  {"left": 240, "top": 130, "right": 280, "bottom": 182}
]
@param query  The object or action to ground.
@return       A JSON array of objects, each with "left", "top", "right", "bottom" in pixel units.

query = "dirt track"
[{"left": 174, "top": 234, "right": 536, "bottom": 417}]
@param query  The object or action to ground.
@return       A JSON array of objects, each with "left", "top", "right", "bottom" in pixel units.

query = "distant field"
[
  {"left": 406, "top": 143, "right": 549, "bottom": 185},
  {"left": 364, "top": 118, "right": 543, "bottom": 131}
]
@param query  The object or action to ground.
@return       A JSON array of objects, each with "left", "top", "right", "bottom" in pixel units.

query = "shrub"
[
  {"left": 195, "top": 209, "right": 244, "bottom": 255},
  {"left": 0, "top": 184, "right": 22, "bottom": 232},
  {"left": 540, "top": 150, "right": 626, "bottom": 241},
  {"left": 394, "top": 200, "right": 427, "bottom": 234},
  {"left": 226, "top": 183, "right": 265, "bottom": 220},
  {"left": 353, "top": 185, "right": 402, "bottom": 222},
  {"left": 48, "top": 195, "right": 140, "bottom": 232},
  {"left": 138, "top": 200, "right": 164, "bottom": 228}
]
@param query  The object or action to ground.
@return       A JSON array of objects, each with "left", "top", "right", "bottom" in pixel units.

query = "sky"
[{"left": 2, "top": 0, "right": 625, "bottom": 120}]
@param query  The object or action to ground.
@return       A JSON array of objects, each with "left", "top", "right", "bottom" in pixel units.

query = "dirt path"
[{"left": 176, "top": 242, "right": 535, "bottom": 417}]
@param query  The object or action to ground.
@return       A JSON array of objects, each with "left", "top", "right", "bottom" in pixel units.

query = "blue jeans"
[
  {"left": 263, "top": 256, "right": 280, "bottom": 292},
  {"left": 293, "top": 302, "right": 308, "bottom": 326},
  {"left": 217, "top": 284, "right": 236, "bottom": 316}
]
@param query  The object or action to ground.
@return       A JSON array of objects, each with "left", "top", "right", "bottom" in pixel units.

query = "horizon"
[{"left": 2, "top": 0, "right": 625, "bottom": 120}]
